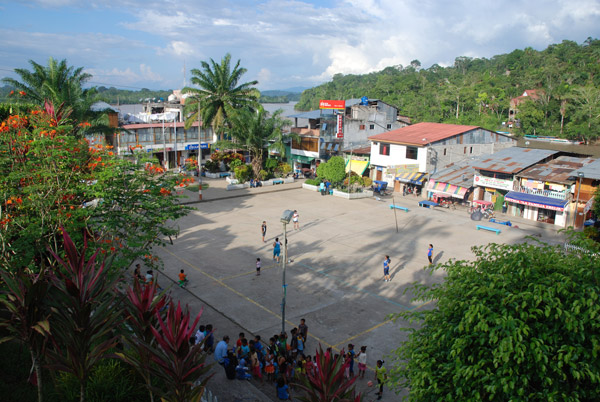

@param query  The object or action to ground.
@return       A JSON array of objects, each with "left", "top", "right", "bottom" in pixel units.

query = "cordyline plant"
[
  {"left": 46, "top": 229, "right": 124, "bottom": 402},
  {"left": 293, "top": 345, "right": 363, "bottom": 402},
  {"left": 117, "top": 279, "right": 169, "bottom": 402},
  {"left": 0, "top": 102, "right": 190, "bottom": 274},
  {"left": 144, "top": 301, "right": 212, "bottom": 402},
  {"left": 0, "top": 267, "right": 53, "bottom": 402}
]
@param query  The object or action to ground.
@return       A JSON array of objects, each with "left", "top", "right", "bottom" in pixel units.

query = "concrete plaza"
[{"left": 152, "top": 177, "right": 566, "bottom": 401}]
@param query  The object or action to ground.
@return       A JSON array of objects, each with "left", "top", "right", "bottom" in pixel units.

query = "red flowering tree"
[{"left": 0, "top": 103, "right": 190, "bottom": 273}]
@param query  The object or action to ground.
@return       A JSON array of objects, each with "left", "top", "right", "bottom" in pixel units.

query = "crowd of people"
[{"left": 193, "top": 318, "right": 387, "bottom": 400}]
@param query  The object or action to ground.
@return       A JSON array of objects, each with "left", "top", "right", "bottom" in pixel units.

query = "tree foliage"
[
  {"left": 0, "top": 104, "right": 189, "bottom": 273},
  {"left": 296, "top": 38, "right": 600, "bottom": 141},
  {"left": 389, "top": 241, "right": 600, "bottom": 402},
  {"left": 182, "top": 53, "right": 259, "bottom": 139},
  {"left": 317, "top": 156, "right": 346, "bottom": 184}
]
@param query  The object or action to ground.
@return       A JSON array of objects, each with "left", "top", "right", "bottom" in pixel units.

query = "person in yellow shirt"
[{"left": 374, "top": 359, "right": 387, "bottom": 400}]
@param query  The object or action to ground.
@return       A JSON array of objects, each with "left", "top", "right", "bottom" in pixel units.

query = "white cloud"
[
  {"left": 158, "top": 41, "right": 195, "bottom": 57},
  {"left": 2, "top": 0, "right": 600, "bottom": 90},
  {"left": 86, "top": 64, "right": 163, "bottom": 85}
]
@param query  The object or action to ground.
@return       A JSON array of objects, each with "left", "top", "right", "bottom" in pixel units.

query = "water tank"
[{"left": 168, "top": 94, "right": 177, "bottom": 102}]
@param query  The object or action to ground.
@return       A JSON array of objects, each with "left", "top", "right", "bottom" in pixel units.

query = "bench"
[
  {"left": 418, "top": 200, "right": 439, "bottom": 209},
  {"left": 389, "top": 204, "right": 409, "bottom": 212},
  {"left": 219, "top": 172, "right": 231, "bottom": 178},
  {"left": 489, "top": 218, "right": 512, "bottom": 227},
  {"left": 476, "top": 225, "right": 501, "bottom": 234},
  {"left": 272, "top": 179, "right": 283, "bottom": 185}
]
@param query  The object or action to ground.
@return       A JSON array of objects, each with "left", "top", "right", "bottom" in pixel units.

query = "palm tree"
[
  {"left": 2, "top": 57, "right": 98, "bottom": 121},
  {"left": 229, "top": 107, "right": 291, "bottom": 178},
  {"left": 2, "top": 57, "right": 106, "bottom": 138},
  {"left": 183, "top": 53, "right": 259, "bottom": 140}
]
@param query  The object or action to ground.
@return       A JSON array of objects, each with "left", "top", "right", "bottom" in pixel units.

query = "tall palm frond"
[{"left": 182, "top": 53, "right": 259, "bottom": 140}]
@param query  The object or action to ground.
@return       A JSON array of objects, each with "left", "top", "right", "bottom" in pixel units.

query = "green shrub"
[
  {"left": 305, "top": 179, "right": 321, "bottom": 186},
  {"left": 204, "top": 159, "right": 219, "bottom": 173},
  {"left": 234, "top": 164, "right": 252, "bottom": 183},
  {"left": 229, "top": 158, "right": 243, "bottom": 170},
  {"left": 259, "top": 169, "right": 269, "bottom": 181},
  {"left": 265, "top": 158, "right": 278, "bottom": 171},
  {"left": 362, "top": 177, "right": 372, "bottom": 187},
  {"left": 54, "top": 359, "right": 146, "bottom": 402}
]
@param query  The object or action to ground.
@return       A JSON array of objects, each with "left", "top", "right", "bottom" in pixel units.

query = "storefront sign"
[
  {"left": 319, "top": 100, "right": 346, "bottom": 110},
  {"left": 200, "top": 143, "right": 210, "bottom": 149},
  {"left": 474, "top": 174, "right": 513, "bottom": 190},
  {"left": 336, "top": 114, "right": 343, "bottom": 138},
  {"left": 506, "top": 197, "right": 565, "bottom": 212},
  {"left": 185, "top": 144, "right": 199, "bottom": 150}
]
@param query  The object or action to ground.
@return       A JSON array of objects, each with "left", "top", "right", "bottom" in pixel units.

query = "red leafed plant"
[
  {"left": 117, "top": 280, "right": 169, "bottom": 402},
  {"left": 293, "top": 345, "right": 363, "bottom": 402},
  {"left": 46, "top": 228, "right": 123, "bottom": 402},
  {"left": 144, "top": 301, "right": 212, "bottom": 402}
]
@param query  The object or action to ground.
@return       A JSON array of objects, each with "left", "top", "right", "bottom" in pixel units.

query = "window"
[
  {"left": 369, "top": 124, "right": 375, "bottom": 130},
  {"left": 443, "top": 148, "right": 447, "bottom": 156},
  {"left": 464, "top": 147, "right": 467, "bottom": 154},
  {"left": 386, "top": 123, "right": 392, "bottom": 129},
  {"left": 470, "top": 146, "right": 473, "bottom": 154},
  {"left": 406, "top": 146, "right": 418, "bottom": 160},
  {"left": 380, "top": 143, "right": 390, "bottom": 156},
  {"left": 359, "top": 124, "right": 365, "bottom": 130}
]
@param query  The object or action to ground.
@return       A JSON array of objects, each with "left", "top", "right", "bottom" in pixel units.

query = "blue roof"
[
  {"left": 287, "top": 110, "right": 322, "bottom": 119},
  {"left": 505, "top": 191, "right": 568, "bottom": 209}
]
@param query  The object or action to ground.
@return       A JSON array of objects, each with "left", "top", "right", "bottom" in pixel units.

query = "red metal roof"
[{"left": 368, "top": 122, "right": 480, "bottom": 146}]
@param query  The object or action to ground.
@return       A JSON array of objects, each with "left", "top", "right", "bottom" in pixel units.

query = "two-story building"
[
  {"left": 471, "top": 147, "right": 559, "bottom": 206},
  {"left": 503, "top": 156, "right": 595, "bottom": 227},
  {"left": 368, "top": 122, "right": 516, "bottom": 193},
  {"left": 567, "top": 159, "right": 600, "bottom": 228}
]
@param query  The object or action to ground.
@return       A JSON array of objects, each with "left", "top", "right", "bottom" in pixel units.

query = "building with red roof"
[{"left": 368, "top": 122, "right": 515, "bottom": 193}]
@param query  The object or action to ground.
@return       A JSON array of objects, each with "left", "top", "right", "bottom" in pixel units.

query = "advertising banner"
[
  {"left": 474, "top": 174, "right": 513, "bottom": 190},
  {"left": 336, "top": 114, "right": 343, "bottom": 138},
  {"left": 319, "top": 100, "right": 346, "bottom": 109}
]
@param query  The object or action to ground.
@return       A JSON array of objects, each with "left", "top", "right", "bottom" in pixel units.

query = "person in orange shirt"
[{"left": 178, "top": 269, "right": 188, "bottom": 288}]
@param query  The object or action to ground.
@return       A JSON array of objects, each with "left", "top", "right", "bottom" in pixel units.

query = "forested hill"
[{"left": 296, "top": 38, "right": 600, "bottom": 142}]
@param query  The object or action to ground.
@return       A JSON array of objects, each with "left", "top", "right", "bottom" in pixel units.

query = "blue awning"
[
  {"left": 505, "top": 191, "right": 569, "bottom": 212},
  {"left": 396, "top": 172, "right": 426, "bottom": 185},
  {"left": 326, "top": 143, "right": 333, "bottom": 150},
  {"left": 333, "top": 144, "right": 339, "bottom": 151}
]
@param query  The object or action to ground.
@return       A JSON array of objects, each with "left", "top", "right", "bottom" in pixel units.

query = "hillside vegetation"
[{"left": 297, "top": 38, "right": 600, "bottom": 142}]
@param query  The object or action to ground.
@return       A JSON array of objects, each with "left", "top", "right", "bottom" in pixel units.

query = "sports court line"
[
  {"left": 220, "top": 262, "right": 280, "bottom": 281},
  {"left": 295, "top": 261, "right": 413, "bottom": 310},
  {"left": 161, "top": 247, "right": 333, "bottom": 349}
]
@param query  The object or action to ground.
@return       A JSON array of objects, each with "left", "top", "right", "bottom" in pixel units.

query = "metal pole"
[
  {"left": 173, "top": 118, "right": 177, "bottom": 170},
  {"left": 281, "top": 222, "right": 287, "bottom": 334},
  {"left": 162, "top": 119, "right": 166, "bottom": 169},
  {"left": 392, "top": 196, "right": 399, "bottom": 233},
  {"left": 573, "top": 174, "right": 583, "bottom": 228}
]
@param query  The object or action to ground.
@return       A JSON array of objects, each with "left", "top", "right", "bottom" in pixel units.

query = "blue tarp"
[{"left": 505, "top": 191, "right": 569, "bottom": 210}]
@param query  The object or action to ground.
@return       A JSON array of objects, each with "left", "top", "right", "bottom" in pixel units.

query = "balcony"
[
  {"left": 515, "top": 185, "right": 571, "bottom": 201},
  {"left": 291, "top": 127, "right": 320, "bottom": 137}
]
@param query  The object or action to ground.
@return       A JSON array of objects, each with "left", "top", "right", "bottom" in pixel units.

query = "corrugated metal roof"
[
  {"left": 473, "top": 147, "right": 558, "bottom": 174},
  {"left": 430, "top": 155, "right": 485, "bottom": 187},
  {"left": 368, "top": 122, "right": 482, "bottom": 146},
  {"left": 576, "top": 158, "right": 600, "bottom": 180},
  {"left": 286, "top": 110, "right": 323, "bottom": 119},
  {"left": 517, "top": 156, "right": 596, "bottom": 184}
]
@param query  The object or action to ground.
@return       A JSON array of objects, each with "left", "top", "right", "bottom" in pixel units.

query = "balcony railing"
[
  {"left": 515, "top": 185, "right": 571, "bottom": 200},
  {"left": 291, "top": 127, "right": 320, "bottom": 136}
]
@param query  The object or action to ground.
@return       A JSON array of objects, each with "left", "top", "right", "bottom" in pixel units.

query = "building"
[
  {"left": 569, "top": 159, "right": 600, "bottom": 228},
  {"left": 368, "top": 122, "right": 516, "bottom": 193},
  {"left": 115, "top": 91, "right": 215, "bottom": 168},
  {"left": 508, "top": 89, "right": 543, "bottom": 127},
  {"left": 427, "top": 156, "right": 485, "bottom": 204},
  {"left": 286, "top": 98, "right": 409, "bottom": 173},
  {"left": 504, "top": 156, "right": 595, "bottom": 227}
]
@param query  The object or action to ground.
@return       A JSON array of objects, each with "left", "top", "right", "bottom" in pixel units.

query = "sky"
[{"left": 0, "top": 0, "right": 599, "bottom": 91}]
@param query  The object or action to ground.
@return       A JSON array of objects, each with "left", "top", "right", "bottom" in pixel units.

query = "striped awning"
[
  {"left": 427, "top": 180, "right": 469, "bottom": 199},
  {"left": 395, "top": 171, "right": 426, "bottom": 185},
  {"left": 346, "top": 160, "right": 369, "bottom": 176}
]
